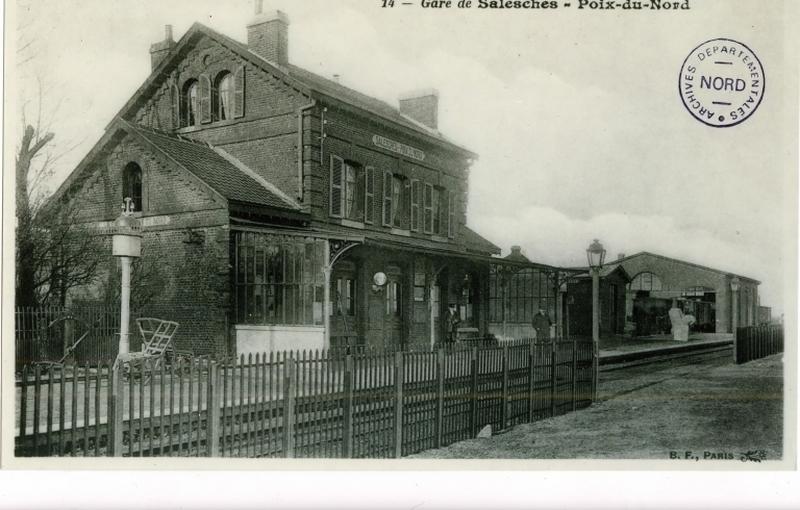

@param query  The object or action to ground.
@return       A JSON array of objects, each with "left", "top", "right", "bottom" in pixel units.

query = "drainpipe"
[
  {"left": 296, "top": 99, "right": 317, "bottom": 205},
  {"left": 323, "top": 240, "right": 331, "bottom": 350}
]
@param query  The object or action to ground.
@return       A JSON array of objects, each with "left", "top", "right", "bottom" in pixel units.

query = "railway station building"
[
  {"left": 49, "top": 8, "right": 576, "bottom": 357},
  {"left": 568, "top": 252, "right": 761, "bottom": 337}
]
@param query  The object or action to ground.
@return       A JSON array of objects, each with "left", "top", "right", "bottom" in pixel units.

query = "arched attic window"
[
  {"left": 629, "top": 272, "right": 663, "bottom": 292},
  {"left": 214, "top": 71, "right": 234, "bottom": 121},
  {"left": 182, "top": 79, "right": 199, "bottom": 127},
  {"left": 122, "top": 162, "right": 143, "bottom": 212}
]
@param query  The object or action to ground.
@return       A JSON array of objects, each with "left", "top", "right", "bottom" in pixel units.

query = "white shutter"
[
  {"left": 233, "top": 66, "right": 245, "bottom": 118},
  {"left": 410, "top": 179, "right": 420, "bottom": 232},
  {"left": 448, "top": 191, "right": 456, "bottom": 238},
  {"left": 382, "top": 171, "right": 393, "bottom": 227},
  {"left": 171, "top": 84, "right": 180, "bottom": 129},
  {"left": 423, "top": 183, "right": 433, "bottom": 234},
  {"left": 199, "top": 74, "right": 211, "bottom": 123}
]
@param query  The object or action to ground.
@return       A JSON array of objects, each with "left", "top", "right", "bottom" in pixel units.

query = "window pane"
[
  {"left": 432, "top": 188, "right": 441, "bottom": 234},
  {"left": 218, "top": 74, "right": 232, "bottom": 120},
  {"left": 188, "top": 82, "right": 198, "bottom": 125}
]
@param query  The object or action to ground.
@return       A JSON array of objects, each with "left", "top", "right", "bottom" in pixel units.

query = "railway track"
[{"left": 600, "top": 342, "right": 733, "bottom": 373}]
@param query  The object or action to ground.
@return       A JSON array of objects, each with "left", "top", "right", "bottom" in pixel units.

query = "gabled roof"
[
  {"left": 127, "top": 122, "right": 301, "bottom": 211},
  {"left": 114, "top": 22, "right": 475, "bottom": 157},
  {"left": 463, "top": 227, "right": 501, "bottom": 255},
  {"left": 570, "top": 265, "right": 632, "bottom": 282},
  {"left": 46, "top": 119, "right": 302, "bottom": 216},
  {"left": 609, "top": 251, "right": 761, "bottom": 284}
]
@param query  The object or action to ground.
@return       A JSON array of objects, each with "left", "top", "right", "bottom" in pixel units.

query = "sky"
[{"left": 10, "top": 0, "right": 797, "bottom": 313}]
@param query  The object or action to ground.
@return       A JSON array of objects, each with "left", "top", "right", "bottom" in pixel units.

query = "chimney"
[
  {"left": 149, "top": 25, "right": 176, "bottom": 70},
  {"left": 399, "top": 89, "right": 439, "bottom": 130},
  {"left": 511, "top": 245, "right": 522, "bottom": 256},
  {"left": 617, "top": 253, "right": 626, "bottom": 261},
  {"left": 247, "top": 1, "right": 289, "bottom": 66}
]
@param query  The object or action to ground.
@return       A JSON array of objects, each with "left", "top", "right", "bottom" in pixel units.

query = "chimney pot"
[
  {"left": 617, "top": 253, "right": 626, "bottom": 260},
  {"left": 165, "top": 24, "right": 173, "bottom": 41},
  {"left": 247, "top": 7, "right": 289, "bottom": 66},
  {"left": 398, "top": 89, "right": 439, "bottom": 130}
]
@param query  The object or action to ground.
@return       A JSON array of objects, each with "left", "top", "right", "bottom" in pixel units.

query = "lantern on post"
[
  {"left": 111, "top": 198, "right": 142, "bottom": 359},
  {"left": 586, "top": 239, "right": 606, "bottom": 403}
]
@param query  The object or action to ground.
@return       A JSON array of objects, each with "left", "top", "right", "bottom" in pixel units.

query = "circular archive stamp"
[{"left": 678, "top": 38, "right": 765, "bottom": 128}]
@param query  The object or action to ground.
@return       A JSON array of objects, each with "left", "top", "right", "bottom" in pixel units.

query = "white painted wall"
[{"left": 235, "top": 325, "right": 325, "bottom": 355}]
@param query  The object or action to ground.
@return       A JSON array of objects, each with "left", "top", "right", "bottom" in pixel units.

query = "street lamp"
[
  {"left": 586, "top": 239, "right": 606, "bottom": 402},
  {"left": 112, "top": 198, "right": 142, "bottom": 360}
]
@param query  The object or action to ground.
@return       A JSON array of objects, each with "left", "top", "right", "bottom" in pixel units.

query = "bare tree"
[{"left": 15, "top": 7, "right": 101, "bottom": 308}]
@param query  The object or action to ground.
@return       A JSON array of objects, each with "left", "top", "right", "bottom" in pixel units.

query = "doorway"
[{"left": 384, "top": 266, "right": 404, "bottom": 348}]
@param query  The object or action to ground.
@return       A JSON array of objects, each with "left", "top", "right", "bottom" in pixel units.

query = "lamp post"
[
  {"left": 586, "top": 239, "right": 606, "bottom": 402},
  {"left": 112, "top": 198, "right": 142, "bottom": 360},
  {"left": 730, "top": 276, "right": 740, "bottom": 363}
]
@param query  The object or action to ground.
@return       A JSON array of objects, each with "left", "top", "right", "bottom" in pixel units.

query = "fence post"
[
  {"left": 109, "top": 362, "right": 124, "bottom": 457},
  {"left": 469, "top": 347, "right": 479, "bottom": 437},
  {"left": 500, "top": 345, "right": 509, "bottom": 430},
  {"left": 571, "top": 338, "right": 578, "bottom": 412},
  {"left": 282, "top": 357, "right": 296, "bottom": 458},
  {"left": 527, "top": 341, "right": 536, "bottom": 423},
  {"left": 342, "top": 355, "right": 355, "bottom": 458},
  {"left": 435, "top": 348, "right": 445, "bottom": 448},
  {"left": 206, "top": 362, "right": 221, "bottom": 457},
  {"left": 393, "top": 351, "right": 404, "bottom": 458},
  {"left": 550, "top": 342, "right": 558, "bottom": 417}
]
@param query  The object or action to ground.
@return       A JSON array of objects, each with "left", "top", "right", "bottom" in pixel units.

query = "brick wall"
[
  {"left": 132, "top": 33, "right": 311, "bottom": 202},
  {"left": 308, "top": 105, "right": 471, "bottom": 241},
  {"left": 60, "top": 128, "right": 232, "bottom": 356}
]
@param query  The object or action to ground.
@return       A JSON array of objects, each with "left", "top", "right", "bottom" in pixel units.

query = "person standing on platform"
[
  {"left": 444, "top": 302, "right": 460, "bottom": 350},
  {"left": 532, "top": 308, "right": 552, "bottom": 341}
]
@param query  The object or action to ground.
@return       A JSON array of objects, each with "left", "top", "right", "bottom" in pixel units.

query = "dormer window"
[
  {"left": 214, "top": 71, "right": 234, "bottom": 121},
  {"left": 122, "top": 162, "right": 143, "bottom": 212}
]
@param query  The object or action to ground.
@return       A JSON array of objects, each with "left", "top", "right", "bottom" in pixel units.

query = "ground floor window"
[{"left": 234, "top": 232, "right": 326, "bottom": 325}]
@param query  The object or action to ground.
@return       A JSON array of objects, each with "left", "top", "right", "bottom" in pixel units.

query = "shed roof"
[{"left": 128, "top": 123, "right": 300, "bottom": 212}]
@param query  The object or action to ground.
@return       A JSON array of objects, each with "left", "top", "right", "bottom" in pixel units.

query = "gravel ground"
[{"left": 409, "top": 354, "right": 783, "bottom": 460}]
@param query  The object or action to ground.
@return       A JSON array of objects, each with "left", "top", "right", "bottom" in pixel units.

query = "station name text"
[{"left": 382, "top": 0, "right": 691, "bottom": 10}]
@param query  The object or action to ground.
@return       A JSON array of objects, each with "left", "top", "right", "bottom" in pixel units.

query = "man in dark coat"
[
  {"left": 444, "top": 303, "right": 460, "bottom": 347},
  {"left": 532, "top": 308, "right": 552, "bottom": 341}
]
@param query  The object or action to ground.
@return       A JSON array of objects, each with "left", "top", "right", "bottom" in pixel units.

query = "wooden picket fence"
[
  {"left": 15, "top": 338, "right": 595, "bottom": 458},
  {"left": 735, "top": 324, "right": 784, "bottom": 364}
]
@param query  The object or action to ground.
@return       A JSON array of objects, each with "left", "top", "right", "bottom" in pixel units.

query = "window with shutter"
[
  {"left": 448, "top": 191, "right": 456, "bottom": 238},
  {"left": 382, "top": 171, "right": 393, "bottom": 227},
  {"left": 171, "top": 84, "right": 180, "bottom": 129},
  {"left": 330, "top": 155, "right": 344, "bottom": 217},
  {"left": 344, "top": 163, "right": 365, "bottom": 221},
  {"left": 364, "top": 166, "right": 375, "bottom": 224},
  {"left": 199, "top": 75, "right": 211, "bottom": 123},
  {"left": 184, "top": 80, "right": 198, "bottom": 127},
  {"left": 391, "top": 176, "right": 408, "bottom": 229},
  {"left": 410, "top": 179, "right": 420, "bottom": 232},
  {"left": 432, "top": 187, "right": 442, "bottom": 235},
  {"left": 233, "top": 66, "right": 245, "bottom": 118},
  {"left": 423, "top": 183, "right": 433, "bottom": 234}
]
